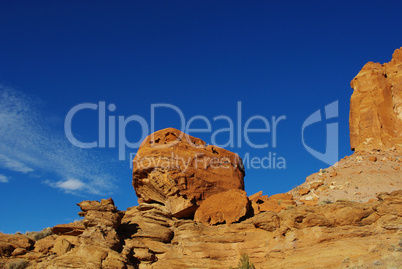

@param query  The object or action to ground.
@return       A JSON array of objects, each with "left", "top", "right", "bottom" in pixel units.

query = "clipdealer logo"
[{"left": 64, "top": 101, "right": 339, "bottom": 169}]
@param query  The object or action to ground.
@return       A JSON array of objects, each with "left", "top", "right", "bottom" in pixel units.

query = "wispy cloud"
[
  {"left": 0, "top": 85, "right": 116, "bottom": 195},
  {"left": 0, "top": 154, "right": 34, "bottom": 173},
  {"left": 0, "top": 174, "right": 8, "bottom": 183}
]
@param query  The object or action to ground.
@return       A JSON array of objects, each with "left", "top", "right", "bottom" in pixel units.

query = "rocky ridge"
[{"left": 1, "top": 191, "right": 401, "bottom": 268}]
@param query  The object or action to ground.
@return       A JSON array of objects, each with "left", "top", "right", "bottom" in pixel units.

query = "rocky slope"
[
  {"left": 289, "top": 149, "right": 402, "bottom": 205},
  {"left": 1, "top": 49, "right": 401, "bottom": 269}
]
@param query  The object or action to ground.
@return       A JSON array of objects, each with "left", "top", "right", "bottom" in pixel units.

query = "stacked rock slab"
[
  {"left": 132, "top": 128, "right": 245, "bottom": 218},
  {"left": 350, "top": 47, "right": 402, "bottom": 151},
  {"left": 30, "top": 198, "right": 131, "bottom": 269}
]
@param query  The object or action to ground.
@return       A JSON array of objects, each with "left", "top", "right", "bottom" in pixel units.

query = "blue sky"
[{"left": 0, "top": 1, "right": 401, "bottom": 234}]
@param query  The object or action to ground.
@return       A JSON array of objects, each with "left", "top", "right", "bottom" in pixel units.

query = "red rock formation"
[
  {"left": 1, "top": 191, "right": 401, "bottom": 268},
  {"left": 132, "top": 128, "right": 245, "bottom": 218},
  {"left": 350, "top": 47, "right": 402, "bottom": 151}
]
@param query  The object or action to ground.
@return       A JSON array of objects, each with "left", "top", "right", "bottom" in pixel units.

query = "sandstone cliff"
[{"left": 350, "top": 47, "right": 402, "bottom": 151}]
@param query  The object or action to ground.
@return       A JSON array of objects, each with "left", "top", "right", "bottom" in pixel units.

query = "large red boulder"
[{"left": 132, "top": 128, "right": 245, "bottom": 218}]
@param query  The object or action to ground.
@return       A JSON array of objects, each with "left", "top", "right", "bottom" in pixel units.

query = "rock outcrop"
[
  {"left": 2, "top": 191, "right": 400, "bottom": 268},
  {"left": 253, "top": 192, "right": 297, "bottom": 213},
  {"left": 0, "top": 233, "right": 34, "bottom": 257},
  {"left": 132, "top": 127, "right": 245, "bottom": 218},
  {"left": 28, "top": 198, "right": 131, "bottom": 269},
  {"left": 154, "top": 191, "right": 400, "bottom": 268},
  {"left": 52, "top": 221, "right": 85, "bottom": 236},
  {"left": 120, "top": 203, "right": 174, "bottom": 266},
  {"left": 350, "top": 47, "right": 402, "bottom": 151}
]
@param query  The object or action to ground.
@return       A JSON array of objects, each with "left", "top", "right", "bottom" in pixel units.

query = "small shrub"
[
  {"left": 8, "top": 259, "right": 28, "bottom": 269},
  {"left": 25, "top": 227, "right": 53, "bottom": 241},
  {"left": 336, "top": 199, "right": 350, "bottom": 203},
  {"left": 229, "top": 253, "right": 256, "bottom": 269},
  {"left": 319, "top": 199, "right": 333, "bottom": 205},
  {"left": 277, "top": 199, "right": 282, "bottom": 205}
]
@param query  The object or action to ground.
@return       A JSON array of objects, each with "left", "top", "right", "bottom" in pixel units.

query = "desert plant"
[
  {"left": 25, "top": 227, "right": 53, "bottom": 241},
  {"left": 8, "top": 259, "right": 28, "bottom": 269},
  {"left": 319, "top": 199, "right": 333, "bottom": 205},
  {"left": 229, "top": 253, "right": 256, "bottom": 269}
]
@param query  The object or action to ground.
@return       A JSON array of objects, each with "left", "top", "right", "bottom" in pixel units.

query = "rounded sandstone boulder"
[{"left": 132, "top": 128, "right": 245, "bottom": 218}]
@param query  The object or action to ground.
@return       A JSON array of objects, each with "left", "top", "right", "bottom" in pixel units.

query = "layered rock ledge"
[{"left": 1, "top": 191, "right": 401, "bottom": 268}]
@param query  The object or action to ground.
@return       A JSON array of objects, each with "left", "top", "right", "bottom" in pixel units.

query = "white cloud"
[
  {"left": 0, "top": 174, "right": 8, "bottom": 183},
  {"left": 0, "top": 85, "right": 116, "bottom": 195},
  {"left": 58, "top": 178, "right": 85, "bottom": 191},
  {"left": 43, "top": 178, "right": 88, "bottom": 193}
]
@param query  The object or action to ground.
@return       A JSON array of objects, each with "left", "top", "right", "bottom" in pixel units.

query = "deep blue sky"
[{"left": 0, "top": 1, "right": 401, "bottom": 233}]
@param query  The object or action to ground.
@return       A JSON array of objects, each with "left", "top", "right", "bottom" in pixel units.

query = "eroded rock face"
[
  {"left": 120, "top": 203, "right": 174, "bottom": 264},
  {"left": 143, "top": 190, "right": 402, "bottom": 269},
  {"left": 132, "top": 128, "right": 245, "bottom": 218},
  {"left": 350, "top": 47, "right": 402, "bottom": 151}
]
